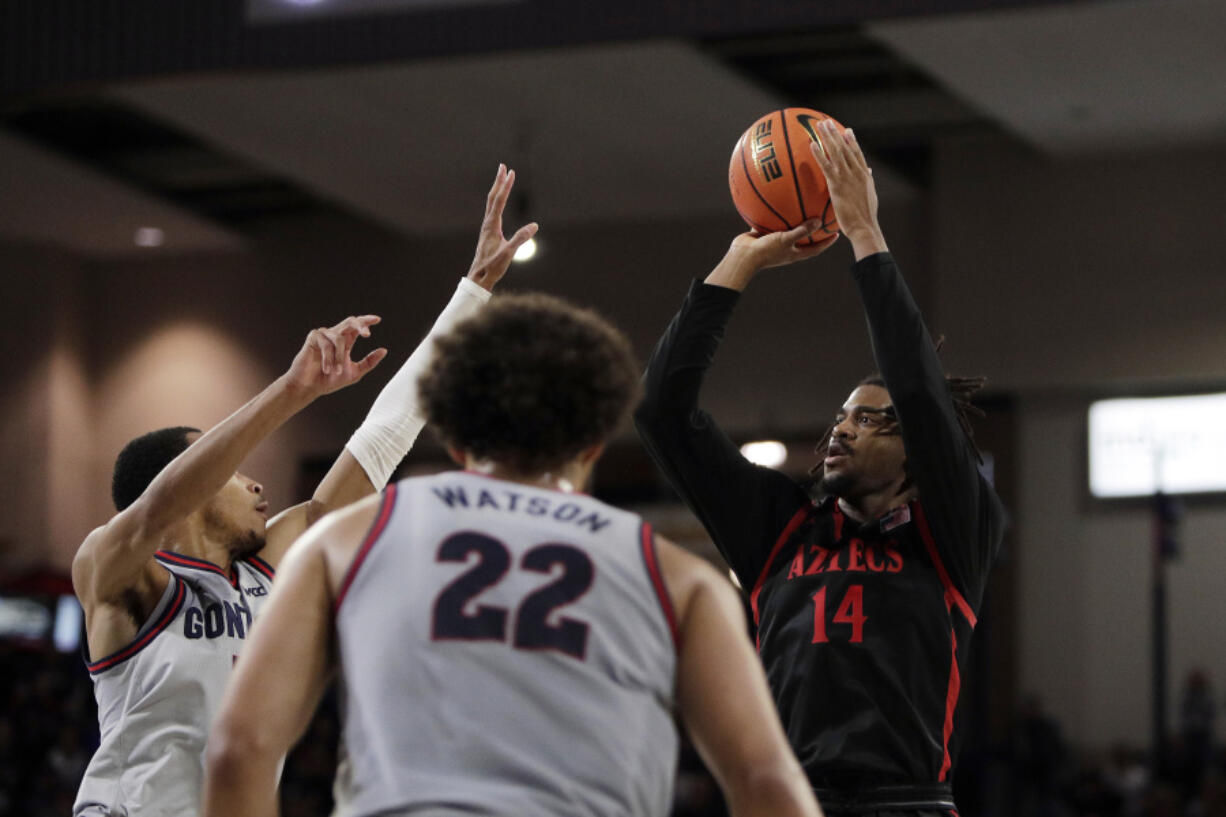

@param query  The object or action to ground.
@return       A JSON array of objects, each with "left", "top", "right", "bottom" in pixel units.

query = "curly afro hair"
[
  {"left": 419, "top": 293, "right": 640, "bottom": 475},
  {"left": 112, "top": 426, "right": 200, "bottom": 511}
]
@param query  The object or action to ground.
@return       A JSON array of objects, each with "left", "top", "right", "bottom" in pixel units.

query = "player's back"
[{"left": 332, "top": 471, "right": 679, "bottom": 817}]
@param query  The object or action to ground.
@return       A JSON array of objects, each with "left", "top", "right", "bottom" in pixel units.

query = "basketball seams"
[
  {"left": 778, "top": 108, "right": 809, "bottom": 228},
  {"left": 737, "top": 118, "right": 793, "bottom": 232}
]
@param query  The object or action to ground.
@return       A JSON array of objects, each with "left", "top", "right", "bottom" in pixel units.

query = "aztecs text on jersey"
[{"left": 751, "top": 496, "right": 978, "bottom": 787}]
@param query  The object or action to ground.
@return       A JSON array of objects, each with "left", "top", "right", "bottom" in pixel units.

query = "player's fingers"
[
  {"left": 490, "top": 167, "right": 515, "bottom": 219},
  {"left": 809, "top": 138, "right": 831, "bottom": 170},
  {"left": 508, "top": 222, "right": 538, "bottom": 251},
  {"left": 354, "top": 348, "right": 388, "bottom": 378},
  {"left": 820, "top": 120, "right": 850, "bottom": 171},
  {"left": 308, "top": 330, "right": 331, "bottom": 375},
  {"left": 341, "top": 314, "right": 380, "bottom": 339},
  {"left": 844, "top": 129, "right": 871, "bottom": 173},
  {"left": 780, "top": 219, "right": 823, "bottom": 246},
  {"left": 485, "top": 163, "right": 507, "bottom": 213},
  {"left": 356, "top": 314, "right": 381, "bottom": 337},
  {"left": 321, "top": 327, "right": 345, "bottom": 372},
  {"left": 493, "top": 222, "right": 537, "bottom": 267},
  {"left": 334, "top": 315, "right": 360, "bottom": 339},
  {"left": 793, "top": 233, "right": 839, "bottom": 259}
]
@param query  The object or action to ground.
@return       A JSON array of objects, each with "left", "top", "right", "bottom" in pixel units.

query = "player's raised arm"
[
  {"left": 263, "top": 164, "right": 538, "bottom": 564},
  {"left": 72, "top": 316, "right": 384, "bottom": 616},
  {"left": 659, "top": 537, "right": 822, "bottom": 817},
  {"left": 634, "top": 225, "right": 837, "bottom": 586},
  {"left": 810, "top": 120, "right": 1003, "bottom": 596}
]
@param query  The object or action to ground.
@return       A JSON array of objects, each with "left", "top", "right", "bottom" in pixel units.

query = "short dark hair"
[
  {"left": 112, "top": 426, "right": 200, "bottom": 511},
  {"left": 419, "top": 294, "right": 640, "bottom": 475}
]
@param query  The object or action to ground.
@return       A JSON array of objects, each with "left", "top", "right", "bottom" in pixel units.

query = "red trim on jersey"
[
  {"left": 155, "top": 550, "right": 240, "bottom": 588},
  {"left": 914, "top": 499, "right": 974, "bottom": 783},
  {"left": 912, "top": 502, "right": 976, "bottom": 627},
  {"left": 832, "top": 501, "right": 845, "bottom": 541},
  {"left": 640, "top": 522, "right": 679, "bottom": 652},
  {"left": 333, "top": 485, "right": 398, "bottom": 614},
  {"left": 85, "top": 577, "right": 187, "bottom": 674},
  {"left": 245, "top": 555, "right": 276, "bottom": 581},
  {"left": 938, "top": 628, "right": 962, "bottom": 781},
  {"left": 749, "top": 505, "right": 812, "bottom": 629}
]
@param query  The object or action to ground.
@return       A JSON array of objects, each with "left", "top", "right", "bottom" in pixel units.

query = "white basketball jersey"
[
  {"left": 333, "top": 472, "right": 680, "bottom": 817},
  {"left": 74, "top": 551, "right": 276, "bottom": 817}
]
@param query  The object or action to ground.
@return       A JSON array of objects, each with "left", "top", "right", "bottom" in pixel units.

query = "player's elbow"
[
  {"left": 633, "top": 391, "right": 664, "bottom": 432},
  {"left": 633, "top": 390, "right": 685, "bottom": 443},
  {"left": 204, "top": 721, "right": 280, "bottom": 817},
  {"left": 206, "top": 719, "right": 272, "bottom": 787}
]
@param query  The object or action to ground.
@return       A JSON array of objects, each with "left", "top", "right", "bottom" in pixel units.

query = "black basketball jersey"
[
  {"left": 750, "top": 495, "right": 980, "bottom": 786},
  {"left": 636, "top": 254, "right": 1005, "bottom": 799}
]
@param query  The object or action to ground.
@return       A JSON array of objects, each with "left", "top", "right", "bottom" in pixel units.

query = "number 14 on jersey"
[{"left": 812, "top": 585, "right": 867, "bottom": 643}]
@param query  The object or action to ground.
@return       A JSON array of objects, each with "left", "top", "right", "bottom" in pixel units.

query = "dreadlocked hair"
[{"left": 808, "top": 364, "right": 988, "bottom": 481}]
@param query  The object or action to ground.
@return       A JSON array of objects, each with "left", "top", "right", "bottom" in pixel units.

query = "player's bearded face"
[
  {"left": 203, "top": 474, "right": 269, "bottom": 559},
  {"left": 818, "top": 384, "right": 907, "bottom": 499}
]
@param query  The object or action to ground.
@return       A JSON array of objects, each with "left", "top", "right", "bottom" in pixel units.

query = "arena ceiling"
[{"left": 0, "top": 0, "right": 1222, "bottom": 256}]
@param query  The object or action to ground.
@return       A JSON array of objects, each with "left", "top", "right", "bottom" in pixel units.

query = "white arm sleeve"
[{"left": 344, "top": 277, "right": 491, "bottom": 488}]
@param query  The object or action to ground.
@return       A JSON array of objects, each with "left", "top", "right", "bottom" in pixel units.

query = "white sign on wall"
[{"left": 1088, "top": 393, "right": 1226, "bottom": 498}]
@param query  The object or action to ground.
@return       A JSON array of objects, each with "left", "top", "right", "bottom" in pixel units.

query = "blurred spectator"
[
  {"left": 1180, "top": 669, "right": 1216, "bottom": 800},
  {"left": 1014, "top": 694, "right": 1068, "bottom": 817},
  {"left": 1104, "top": 743, "right": 1150, "bottom": 817}
]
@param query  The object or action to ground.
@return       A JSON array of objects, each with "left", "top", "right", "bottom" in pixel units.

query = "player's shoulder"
[
  {"left": 311, "top": 489, "right": 390, "bottom": 545},
  {"left": 652, "top": 534, "right": 739, "bottom": 621},
  {"left": 289, "top": 488, "right": 395, "bottom": 587},
  {"left": 72, "top": 521, "right": 166, "bottom": 606}
]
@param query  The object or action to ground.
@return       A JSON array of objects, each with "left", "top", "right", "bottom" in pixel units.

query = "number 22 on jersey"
[{"left": 430, "top": 531, "right": 594, "bottom": 660}]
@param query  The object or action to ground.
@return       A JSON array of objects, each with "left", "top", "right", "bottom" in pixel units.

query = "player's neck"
[
  {"left": 466, "top": 459, "right": 590, "bottom": 495},
  {"left": 170, "top": 517, "right": 239, "bottom": 571},
  {"left": 837, "top": 484, "right": 915, "bottom": 524}
]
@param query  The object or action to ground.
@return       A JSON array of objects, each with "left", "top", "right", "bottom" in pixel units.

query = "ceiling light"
[
  {"left": 512, "top": 236, "right": 537, "bottom": 263},
  {"left": 134, "top": 227, "right": 164, "bottom": 248},
  {"left": 740, "top": 440, "right": 787, "bottom": 468}
]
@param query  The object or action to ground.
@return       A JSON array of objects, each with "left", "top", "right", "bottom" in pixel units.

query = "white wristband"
[{"left": 345, "top": 277, "right": 491, "bottom": 488}]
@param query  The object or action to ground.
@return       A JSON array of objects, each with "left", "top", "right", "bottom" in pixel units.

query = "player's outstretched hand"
[
  {"left": 466, "top": 164, "right": 539, "bottom": 292},
  {"left": 705, "top": 222, "right": 838, "bottom": 292},
  {"left": 730, "top": 222, "right": 840, "bottom": 270},
  {"left": 287, "top": 315, "right": 388, "bottom": 397},
  {"left": 809, "top": 120, "right": 886, "bottom": 257}
]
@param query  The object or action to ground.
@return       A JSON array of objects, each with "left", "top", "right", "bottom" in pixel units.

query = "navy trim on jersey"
[
  {"left": 245, "top": 555, "right": 276, "bottom": 581},
  {"left": 638, "top": 522, "right": 679, "bottom": 651},
  {"left": 334, "top": 484, "right": 399, "bottom": 613},
  {"left": 85, "top": 576, "right": 187, "bottom": 674},
  {"left": 155, "top": 550, "right": 240, "bottom": 588}
]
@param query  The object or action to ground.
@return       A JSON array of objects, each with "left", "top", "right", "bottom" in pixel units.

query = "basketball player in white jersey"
[
  {"left": 203, "top": 294, "right": 822, "bottom": 817},
  {"left": 71, "top": 166, "right": 537, "bottom": 817}
]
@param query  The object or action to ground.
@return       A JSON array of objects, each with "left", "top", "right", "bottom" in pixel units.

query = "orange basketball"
[{"left": 728, "top": 108, "right": 844, "bottom": 245}]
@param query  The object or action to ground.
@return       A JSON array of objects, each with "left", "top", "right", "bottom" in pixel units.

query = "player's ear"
[{"left": 444, "top": 445, "right": 468, "bottom": 468}]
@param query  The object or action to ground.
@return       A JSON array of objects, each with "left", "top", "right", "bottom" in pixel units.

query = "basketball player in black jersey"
[{"left": 636, "top": 118, "right": 1005, "bottom": 816}]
